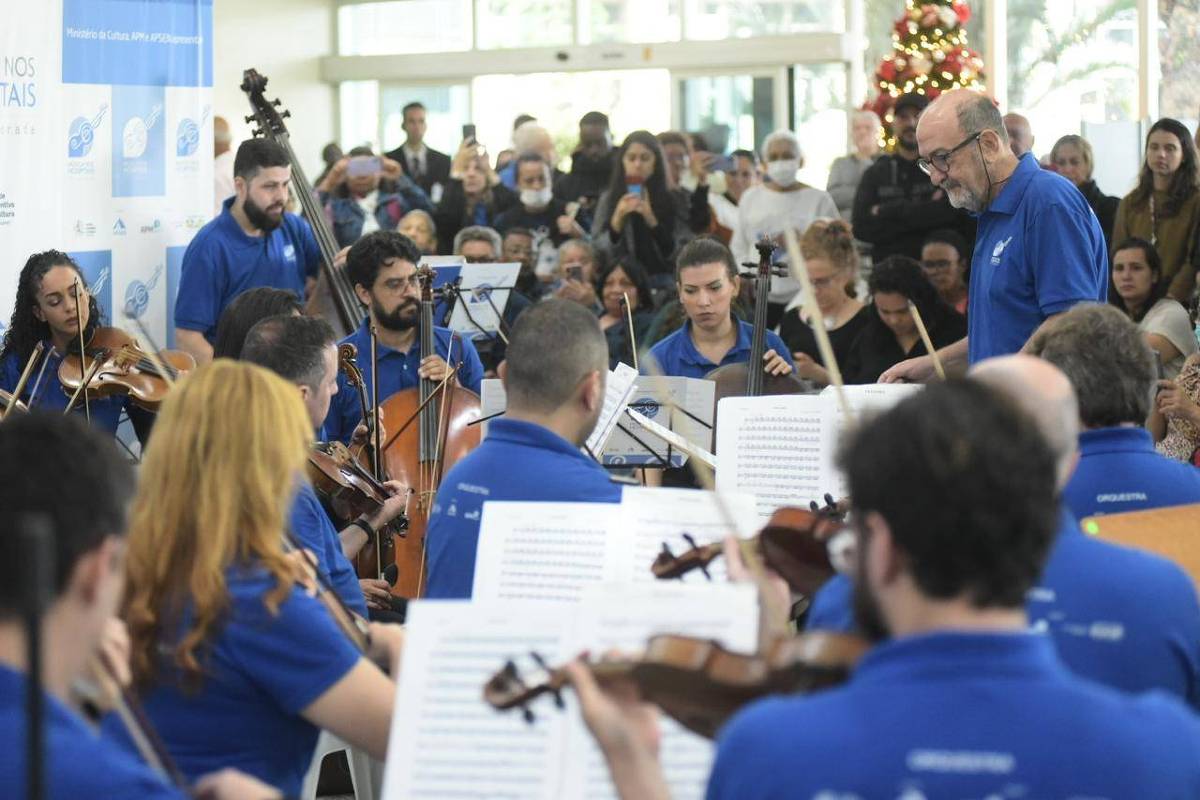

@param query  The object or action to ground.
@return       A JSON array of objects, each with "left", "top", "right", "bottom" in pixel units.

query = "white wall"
[{"left": 212, "top": 0, "right": 336, "bottom": 178}]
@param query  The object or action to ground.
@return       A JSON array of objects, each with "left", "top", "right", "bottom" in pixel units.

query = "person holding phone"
[
  {"left": 316, "top": 145, "right": 432, "bottom": 248},
  {"left": 434, "top": 138, "right": 518, "bottom": 255}
]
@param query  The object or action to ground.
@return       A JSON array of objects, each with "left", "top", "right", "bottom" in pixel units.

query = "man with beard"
[
  {"left": 175, "top": 139, "right": 321, "bottom": 365},
  {"left": 852, "top": 92, "right": 974, "bottom": 262},
  {"left": 566, "top": 381, "right": 1200, "bottom": 798},
  {"left": 322, "top": 230, "right": 483, "bottom": 444},
  {"left": 423, "top": 299, "right": 623, "bottom": 599},
  {"left": 881, "top": 89, "right": 1106, "bottom": 380}
]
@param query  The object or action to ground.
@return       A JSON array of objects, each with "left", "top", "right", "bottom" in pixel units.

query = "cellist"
[{"left": 323, "top": 230, "right": 485, "bottom": 443}]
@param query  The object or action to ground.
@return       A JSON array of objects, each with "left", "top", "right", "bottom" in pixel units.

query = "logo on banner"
[
  {"left": 73, "top": 219, "right": 96, "bottom": 237},
  {"left": 175, "top": 106, "right": 209, "bottom": 159},
  {"left": 629, "top": 398, "right": 660, "bottom": 420},
  {"left": 113, "top": 86, "right": 166, "bottom": 197},
  {"left": 71, "top": 250, "right": 114, "bottom": 323},
  {"left": 140, "top": 219, "right": 162, "bottom": 234},
  {"left": 113, "top": 218, "right": 127, "bottom": 236},
  {"left": 124, "top": 264, "right": 163, "bottom": 320},
  {"left": 67, "top": 104, "right": 107, "bottom": 158},
  {"left": 122, "top": 103, "right": 161, "bottom": 159},
  {"left": 469, "top": 283, "right": 494, "bottom": 304}
]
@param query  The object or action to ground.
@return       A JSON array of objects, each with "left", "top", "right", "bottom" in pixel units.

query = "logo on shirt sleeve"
[{"left": 990, "top": 236, "right": 1013, "bottom": 265}]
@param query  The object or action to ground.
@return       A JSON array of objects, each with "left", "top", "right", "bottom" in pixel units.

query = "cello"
[
  {"left": 375, "top": 266, "right": 481, "bottom": 597},
  {"left": 241, "top": 68, "right": 361, "bottom": 338}
]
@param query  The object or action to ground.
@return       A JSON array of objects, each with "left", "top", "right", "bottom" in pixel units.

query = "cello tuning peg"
[
  {"left": 824, "top": 493, "right": 836, "bottom": 509},
  {"left": 530, "top": 650, "right": 550, "bottom": 671},
  {"left": 252, "top": 129, "right": 263, "bottom": 138},
  {"left": 681, "top": 532, "right": 699, "bottom": 550},
  {"left": 272, "top": 98, "right": 282, "bottom": 106},
  {"left": 281, "top": 110, "right": 291, "bottom": 119},
  {"left": 551, "top": 688, "right": 565, "bottom": 709},
  {"left": 699, "top": 563, "right": 712, "bottom": 581},
  {"left": 521, "top": 704, "right": 536, "bottom": 724},
  {"left": 658, "top": 542, "right": 675, "bottom": 558},
  {"left": 243, "top": 115, "right": 256, "bottom": 124},
  {"left": 809, "top": 500, "right": 820, "bottom": 513}
]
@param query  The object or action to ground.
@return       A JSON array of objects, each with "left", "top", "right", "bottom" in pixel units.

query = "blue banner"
[
  {"left": 62, "top": 0, "right": 213, "bottom": 87},
  {"left": 70, "top": 250, "right": 114, "bottom": 324},
  {"left": 112, "top": 85, "right": 165, "bottom": 197}
]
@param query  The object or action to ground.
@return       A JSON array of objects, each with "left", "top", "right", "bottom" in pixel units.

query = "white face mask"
[
  {"left": 521, "top": 186, "right": 553, "bottom": 208},
  {"left": 766, "top": 159, "right": 800, "bottom": 186}
]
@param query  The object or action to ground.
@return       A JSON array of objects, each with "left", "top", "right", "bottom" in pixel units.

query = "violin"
[
  {"left": 484, "top": 630, "right": 868, "bottom": 739},
  {"left": 652, "top": 497, "right": 848, "bottom": 597},
  {"left": 58, "top": 326, "right": 194, "bottom": 412}
]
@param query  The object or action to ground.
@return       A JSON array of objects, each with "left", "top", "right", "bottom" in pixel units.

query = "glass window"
[
  {"left": 1006, "top": 1, "right": 1139, "bottom": 149},
  {"left": 340, "top": 80, "right": 380, "bottom": 151},
  {"left": 684, "top": 0, "right": 844, "bottom": 40},
  {"left": 583, "top": 0, "right": 682, "bottom": 44},
  {"left": 678, "top": 74, "right": 776, "bottom": 155},
  {"left": 338, "top": 0, "right": 471, "bottom": 56},
  {"left": 793, "top": 63, "right": 848, "bottom": 190},
  {"left": 471, "top": 70, "right": 672, "bottom": 168},
  {"left": 379, "top": 84, "right": 472, "bottom": 156},
  {"left": 475, "top": 0, "right": 573, "bottom": 49},
  {"left": 1159, "top": 4, "right": 1200, "bottom": 124}
]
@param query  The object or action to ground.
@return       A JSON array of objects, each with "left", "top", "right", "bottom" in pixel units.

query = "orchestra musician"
[
  {"left": 110, "top": 361, "right": 403, "bottom": 795},
  {"left": 322, "top": 230, "right": 485, "bottom": 443},
  {"left": 0, "top": 250, "right": 154, "bottom": 442},
  {"left": 567, "top": 381, "right": 1200, "bottom": 797},
  {"left": 0, "top": 413, "right": 285, "bottom": 799}
]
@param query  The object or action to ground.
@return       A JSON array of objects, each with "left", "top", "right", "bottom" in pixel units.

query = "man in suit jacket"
[{"left": 385, "top": 101, "right": 451, "bottom": 201}]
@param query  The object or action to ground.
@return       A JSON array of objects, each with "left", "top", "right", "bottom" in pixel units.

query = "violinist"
[
  {"left": 323, "top": 230, "right": 485, "bottom": 443},
  {"left": 645, "top": 238, "right": 793, "bottom": 379},
  {"left": 0, "top": 413, "right": 284, "bottom": 799},
  {"left": 0, "top": 250, "right": 154, "bottom": 441},
  {"left": 173, "top": 139, "right": 321, "bottom": 366},
  {"left": 424, "top": 299, "right": 623, "bottom": 599},
  {"left": 113, "top": 362, "right": 403, "bottom": 795},
  {"left": 241, "top": 314, "right": 408, "bottom": 617},
  {"left": 570, "top": 382, "right": 1200, "bottom": 798}
]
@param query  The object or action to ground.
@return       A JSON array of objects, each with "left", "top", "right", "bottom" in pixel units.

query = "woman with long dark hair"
[
  {"left": 1112, "top": 118, "right": 1200, "bottom": 302},
  {"left": 595, "top": 258, "right": 655, "bottom": 370},
  {"left": 1108, "top": 237, "right": 1197, "bottom": 380},
  {"left": 592, "top": 131, "right": 697, "bottom": 290},
  {"left": 0, "top": 250, "right": 153, "bottom": 439}
]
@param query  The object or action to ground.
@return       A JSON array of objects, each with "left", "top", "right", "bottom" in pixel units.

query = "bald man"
[
  {"left": 1003, "top": 112, "right": 1035, "bottom": 158},
  {"left": 213, "top": 115, "right": 235, "bottom": 216},
  {"left": 880, "top": 89, "right": 1106, "bottom": 381}
]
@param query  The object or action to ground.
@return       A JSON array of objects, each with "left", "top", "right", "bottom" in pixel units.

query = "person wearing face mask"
[
  {"left": 852, "top": 92, "right": 975, "bottom": 263},
  {"left": 827, "top": 110, "right": 883, "bottom": 221},
  {"left": 1112, "top": 118, "right": 1200, "bottom": 303},
  {"left": 495, "top": 153, "right": 585, "bottom": 283},
  {"left": 315, "top": 146, "right": 432, "bottom": 249},
  {"left": 1049, "top": 135, "right": 1119, "bottom": 251},
  {"left": 730, "top": 129, "right": 839, "bottom": 324},
  {"left": 434, "top": 139, "right": 518, "bottom": 255}
]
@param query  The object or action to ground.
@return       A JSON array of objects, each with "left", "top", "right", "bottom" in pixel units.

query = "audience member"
[
  {"left": 731, "top": 130, "right": 839, "bottom": 321},
  {"left": 1112, "top": 118, "right": 1200, "bottom": 302},
  {"left": 596, "top": 258, "right": 654, "bottom": 370},
  {"left": 435, "top": 140, "right": 518, "bottom": 254},
  {"left": 844, "top": 255, "right": 967, "bottom": 384},
  {"left": 211, "top": 286, "right": 303, "bottom": 360},
  {"left": 1003, "top": 112, "right": 1035, "bottom": 158},
  {"left": 1154, "top": 353, "right": 1200, "bottom": 463},
  {"left": 312, "top": 141, "right": 344, "bottom": 187},
  {"left": 852, "top": 92, "right": 974, "bottom": 262},
  {"left": 657, "top": 130, "right": 716, "bottom": 233},
  {"left": 502, "top": 226, "right": 540, "bottom": 297},
  {"left": 1050, "top": 134, "right": 1120, "bottom": 249},
  {"left": 213, "top": 115, "right": 235, "bottom": 216},
  {"left": 548, "top": 239, "right": 601, "bottom": 311},
  {"left": 453, "top": 225, "right": 504, "bottom": 263},
  {"left": 827, "top": 110, "right": 882, "bottom": 220},
  {"left": 777, "top": 219, "right": 870, "bottom": 385},
  {"left": 398, "top": 208, "right": 438, "bottom": 255},
  {"left": 920, "top": 228, "right": 970, "bottom": 314},
  {"left": 497, "top": 122, "right": 563, "bottom": 190},
  {"left": 451, "top": 225, "right": 533, "bottom": 373},
  {"left": 1109, "top": 237, "right": 1198, "bottom": 379},
  {"left": 494, "top": 153, "right": 584, "bottom": 280},
  {"left": 385, "top": 101, "right": 451, "bottom": 200},
  {"left": 708, "top": 149, "right": 760, "bottom": 242},
  {"left": 316, "top": 146, "right": 431, "bottom": 248},
  {"left": 555, "top": 111, "right": 615, "bottom": 216}
]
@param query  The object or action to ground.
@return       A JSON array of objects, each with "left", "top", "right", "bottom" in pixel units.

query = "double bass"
[{"left": 375, "top": 267, "right": 481, "bottom": 597}]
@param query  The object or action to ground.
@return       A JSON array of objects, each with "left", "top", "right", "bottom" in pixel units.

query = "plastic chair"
[{"left": 300, "top": 731, "right": 379, "bottom": 800}]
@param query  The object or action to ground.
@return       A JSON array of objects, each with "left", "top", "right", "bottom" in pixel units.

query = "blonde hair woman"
[{"left": 116, "top": 361, "right": 403, "bottom": 796}]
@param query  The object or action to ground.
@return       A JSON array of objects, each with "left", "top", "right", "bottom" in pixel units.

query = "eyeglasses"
[
  {"left": 381, "top": 274, "right": 423, "bottom": 292},
  {"left": 917, "top": 132, "right": 982, "bottom": 176}
]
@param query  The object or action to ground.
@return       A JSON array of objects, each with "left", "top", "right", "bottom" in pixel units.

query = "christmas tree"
[{"left": 867, "top": 1, "right": 987, "bottom": 148}]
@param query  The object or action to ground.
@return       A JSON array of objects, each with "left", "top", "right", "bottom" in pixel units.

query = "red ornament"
[{"left": 953, "top": 0, "right": 972, "bottom": 25}]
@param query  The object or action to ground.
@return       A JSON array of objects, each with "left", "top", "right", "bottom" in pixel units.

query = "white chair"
[{"left": 300, "top": 731, "right": 379, "bottom": 800}]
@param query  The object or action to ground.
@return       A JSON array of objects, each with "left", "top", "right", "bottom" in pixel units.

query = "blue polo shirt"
[
  {"left": 105, "top": 567, "right": 361, "bottom": 796},
  {"left": 0, "top": 666, "right": 184, "bottom": 800},
  {"left": 967, "top": 153, "right": 1107, "bottom": 363},
  {"left": 323, "top": 319, "right": 484, "bottom": 444},
  {"left": 808, "top": 508, "right": 1200, "bottom": 708},
  {"left": 288, "top": 481, "right": 369, "bottom": 618},
  {"left": 1028, "top": 508, "right": 1200, "bottom": 708},
  {"left": 174, "top": 197, "right": 320, "bottom": 342},
  {"left": 645, "top": 317, "right": 794, "bottom": 379},
  {"left": 1, "top": 342, "right": 128, "bottom": 435},
  {"left": 424, "top": 417, "right": 624, "bottom": 598},
  {"left": 707, "top": 632, "right": 1200, "bottom": 799},
  {"left": 1063, "top": 426, "right": 1200, "bottom": 519}
]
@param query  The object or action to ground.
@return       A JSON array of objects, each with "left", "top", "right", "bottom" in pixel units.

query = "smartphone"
[
  {"left": 347, "top": 156, "right": 381, "bottom": 177},
  {"left": 462, "top": 123, "right": 477, "bottom": 143},
  {"left": 1154, "top": 351, "right": 1166, "bottom": 382},
  {"left": 565, "top": 265, "right": 584, "bottom": 282},
  {"left": 626, "top": 183, "right": 642, "bottom": 197}
]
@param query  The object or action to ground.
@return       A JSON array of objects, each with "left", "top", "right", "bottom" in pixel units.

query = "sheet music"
[
  {"left": 448, "top": 261, "right": 521, "bottom": 338},
  {"left": 472, "top": 502, "right": 626, "bottom": 603},
  {"left": 604, "top": 377, "right": 715, "bottom": 468},
  {"left": 479, "top": 378, "right": 506, "bottom": 438},
  {"left": 715, "top": 394, "right": 827, "bottom": 520},
  {"left": 620, "top": 487, "right": 758, "bottom": 584},
  {"left": 585, "top": 362, "right": 639, "bottom": 456}
]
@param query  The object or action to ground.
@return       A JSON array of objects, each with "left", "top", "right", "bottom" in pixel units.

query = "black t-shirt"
[
  {"left": 778, "top": 304, "right": 872, "bottom": 367},
  {"left": 842, "top": 306, "right": 968, "bottom": 384},
  {"left": 494, "top": 199, "right": 571, "bottom": 246}
]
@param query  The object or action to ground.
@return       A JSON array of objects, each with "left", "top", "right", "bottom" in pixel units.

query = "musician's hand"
[
  {"left": 763, "top": 348, "right": 793, "bottom": 377},
  {"left": 564, "top": 657, "right": 662, "bottom": 761},
  {"left": 418, "top": 354, "right": 456, "bottom": 383},
  {"left": 1156, "top": 380, "right": 1200, "bottom": 426},
  {"left": 790, "top": 352, "right": 829, "bottom": 384},
  {"left": 333, "top": 245, "right": 351, "bottom": 272},
  {"left": 879, "top": 354, "right": 933, "bottom": 384},
  {"left": 359, "top": 578, "right": 393, "bottom": 611},
  {"left": 193, "top": 768, "right": 284, "bottom": 799},
  {"left": 351, "top": 422, "right": 370, "bottom": 447},
  {"left": 367, "top": 481, "right": 411, "bottom": 529},
  {"left": 366, "top": 622, "right": 405, "bottom": 672}
]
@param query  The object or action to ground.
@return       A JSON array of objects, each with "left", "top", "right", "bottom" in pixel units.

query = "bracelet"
[{"left": 350, "top": 517, "right": 376, "bottom": 545}]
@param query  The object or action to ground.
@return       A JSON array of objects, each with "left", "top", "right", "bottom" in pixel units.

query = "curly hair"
[
  {"left": 345, "top": 230, "right": 422, "bottom": 293},
  {"left": 800, "top": 218, "right": 858, "bottom": 297},
  {"left": 1, "top": 250, "right": 102, "bottom": 367}
]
